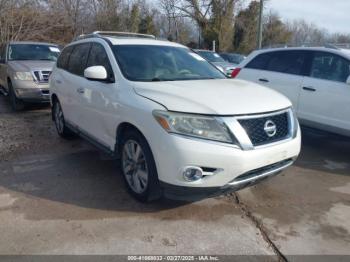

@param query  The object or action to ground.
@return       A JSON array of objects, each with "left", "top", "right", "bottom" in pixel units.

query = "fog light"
[{"left": 183, "top": 167, "right": 203, "bottom": 182}]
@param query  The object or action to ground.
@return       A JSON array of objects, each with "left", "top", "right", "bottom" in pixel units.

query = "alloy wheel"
[{"left": 122, "top": 140, "right": 149, "bottom": 194}]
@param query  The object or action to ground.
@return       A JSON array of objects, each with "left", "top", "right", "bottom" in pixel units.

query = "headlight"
[
  {"left": 153, "top": 110, "right": 235, "bottom": 144},
  {"left": 13, "top": 72, "right": 33, "bottom": 81}
]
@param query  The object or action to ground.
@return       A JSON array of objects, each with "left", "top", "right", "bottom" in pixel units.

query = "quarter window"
[
  {"left": 310, "top": 52, "right": 350, "bottom": 83},
  {"left": 67, "top": 43, "right": 91, "bottom": 76},
  {"left": 86, "top": 43, "right": 113, "bottom": 80}
]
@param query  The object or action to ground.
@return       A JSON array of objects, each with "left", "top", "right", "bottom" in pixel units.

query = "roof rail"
[{"left": 75, "top": 31, "right": 156, "bottom": 41}]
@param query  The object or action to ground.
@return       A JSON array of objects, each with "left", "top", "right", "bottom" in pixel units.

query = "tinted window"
[
  {"left": 87, "top": 43, "right": 113, "bottom": 79},
  {"left": 67, "top": 43, "right": 91, "bottom": 76},
  {"left": 310, "top": 52, "right": 350, "bottom": 83},
  {"left": 57, "top": 46, "right": 74, "bottom": 70},
  {"left": 112, "top": 45, "right": 225, "bottom": 82},
  {"left": 266, "top": 51, "right": 306, "bottom": 75},
  {"left": 246, "top": 52, "right": 273, "bottom": 70}
]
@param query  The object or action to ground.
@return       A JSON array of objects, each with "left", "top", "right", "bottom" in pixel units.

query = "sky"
[{"left": 262, "top": 0, "right": 349, "bottom": 34}]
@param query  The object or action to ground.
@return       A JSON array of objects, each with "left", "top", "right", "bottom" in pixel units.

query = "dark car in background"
[
  {"left": 219, "top": 53, "right": 246, "bottom": 65},
  {"left": 195, "top": 49, "right": 236, "bottom": 77}
]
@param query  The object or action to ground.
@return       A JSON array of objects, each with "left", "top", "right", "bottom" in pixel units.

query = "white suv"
[
  {"left": 50, "top": 32, "right": 301, "bottom": 202},
  {"left": 234, "top": 47, "right": 350, "bottom": 137}
]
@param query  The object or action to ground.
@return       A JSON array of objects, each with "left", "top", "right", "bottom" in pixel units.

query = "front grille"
[
  {"left": 238, "top": 111, "right": 290, "bottom": 146},
  {"left": 33, "top": 70, "right": 51, "bottom": 83}
]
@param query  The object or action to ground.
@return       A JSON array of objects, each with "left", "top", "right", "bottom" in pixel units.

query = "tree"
[
  {"left": 233, "top": 0, "right": 259, "bottom": 54},
  {"left": 262, "top": 11, "right": 292, "bottom": 48}
]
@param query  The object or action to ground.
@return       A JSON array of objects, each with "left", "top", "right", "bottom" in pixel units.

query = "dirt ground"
[{"left": 0, "top": 94, "right": 349, "bottom": 260}]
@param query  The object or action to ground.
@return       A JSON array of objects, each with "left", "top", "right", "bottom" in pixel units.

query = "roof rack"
[{"left": 76, "top": 31, "right": 156, "bottom": 41}]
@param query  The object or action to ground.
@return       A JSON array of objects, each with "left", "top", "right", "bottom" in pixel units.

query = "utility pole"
[{"left": 257, "top": 0, "right": 264, "bottom": 49}]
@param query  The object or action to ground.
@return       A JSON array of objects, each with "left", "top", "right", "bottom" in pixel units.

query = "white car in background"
[
  {"left": 234, "top": 47, "right": 350, "bottom": 137},
  {"left": 50, "top": 32, "right": 301, "bottom": 202}
]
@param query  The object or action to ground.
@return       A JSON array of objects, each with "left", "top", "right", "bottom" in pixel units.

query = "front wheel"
[
  {"left": 120, "top": 130, "right": 162, "bottom": 202},
  {"left": 8, "top": 82, "right": 24, "bottom": 111}
]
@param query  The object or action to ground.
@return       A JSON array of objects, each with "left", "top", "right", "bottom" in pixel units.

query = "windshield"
[
  {"left": 8, "top": 44, "right": 60, "bottom": 61},
  {"left": 196, "top": 51, "right": 226, "bottom": 63},
  {"left": 112, "top": 45, "right": 225, "bottom": 82}
]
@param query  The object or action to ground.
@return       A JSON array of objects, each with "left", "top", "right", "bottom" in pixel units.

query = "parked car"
[
  {"left": 50, "top": 31, "right": 301, "bottom": 202},
  {"left": 219, "top": 52, "right": 246, "bottom": 65},
  {"left": 194, "top": 49, "right": 236, "bottom": 77},
  {"left": 0, "top": 41, "right": 60, "bottom": 111},
  {"left": 233, "top": 47, "right": 350, "bottom": 137}
]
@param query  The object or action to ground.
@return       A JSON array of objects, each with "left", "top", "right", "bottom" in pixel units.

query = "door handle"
[
  {"left": 56, "top": 80, "right": 62, "bottom": 84},
  {"left": 303, "top": 86, "right": 316, "bottom": 92},
  {"left": 77, "top": 87, "right": 85, "bottom": 94},
  {"left": 259, "top": 78, "right": 269, "bottom": 83}
]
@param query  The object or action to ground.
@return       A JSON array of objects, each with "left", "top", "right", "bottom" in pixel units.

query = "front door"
[{"left": 298, "top": 51, "right": 350, "bottom": 134}]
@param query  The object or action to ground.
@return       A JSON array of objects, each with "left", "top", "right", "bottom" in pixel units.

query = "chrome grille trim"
[
  {"left": 222, "top": 108, "right": 294, "bottom": 151},
  {"left": 32, "top": 70, "right": 51, "bottom": 83}
]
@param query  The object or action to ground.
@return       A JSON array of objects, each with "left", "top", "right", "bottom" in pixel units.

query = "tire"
[
  {"left": 8, "top": 81, "right": 24, "bottom": 111},
  {"left": 52, "top": 99, "right": 75, "bottom": 139},
  {"left": 120, "top": 130, "right": 162, "bottom": 202}
]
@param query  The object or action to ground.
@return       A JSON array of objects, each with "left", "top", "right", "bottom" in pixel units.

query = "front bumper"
[
  {"left": 149, "top": 122, "right": 301, "bottom": 190},
  {"left": 160, "top": 158, "right": 294, "bottom": 200},
  {"left": 12, "top": 80, "right": 50, "bottom": 102}
]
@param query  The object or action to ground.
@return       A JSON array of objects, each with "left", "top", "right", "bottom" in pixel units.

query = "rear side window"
[
  {"left": 57, "top": 46, "right": 74, "bottom": 70},
  {"left": 246, "top": 51, "right": 306, "bottom": 76},
  {"left": 310, "top": 52, "right": 350, "bottom": 83},
  {"left": 67, "top": 43, "right": 91, "bottom": 76},
  {"left": 86, "top": 43, "right": 113, "bottom": 79},
  {"left": 246, "top": 52, "right": 272, "bottom": 70},
  {"left": 266, "top": 51, "right": 306, "bottom": 75}
]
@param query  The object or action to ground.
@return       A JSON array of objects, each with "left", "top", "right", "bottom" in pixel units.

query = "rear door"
[
  {"left": 239, "top": 50, "right": 307, "bottom": 108},
  {"left": 298, "top": 51, "right": 350, "bottom": 134}
]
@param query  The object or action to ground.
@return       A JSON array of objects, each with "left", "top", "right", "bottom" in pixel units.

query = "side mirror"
[
  {"left": 347, "top": 75, "right": 350, "bottom": 85},
  {"left": 84, "top": 66, "right": 107, "bottom": 81}
]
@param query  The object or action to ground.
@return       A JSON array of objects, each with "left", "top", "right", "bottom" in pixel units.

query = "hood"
[
  {"left": 212, "top": 62, "right": 236, "bottom": 70},
  {"left": 133, "top": 79, "right": 291, "bottom": 115},
  {"left": 8, "top": 60, "right": 55, "bottom": 72}
]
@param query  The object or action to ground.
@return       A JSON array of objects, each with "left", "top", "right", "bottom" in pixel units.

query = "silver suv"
[{"left": 0, "top": 41, "right": 60, "bottom": 111}]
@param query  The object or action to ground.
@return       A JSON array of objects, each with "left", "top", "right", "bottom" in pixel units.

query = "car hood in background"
[
  {"left": 133, "top": 79, "right": 291, "bottom": 115},
  {"left": 8, "top": 60, "right": 56, "bottom": 72}
]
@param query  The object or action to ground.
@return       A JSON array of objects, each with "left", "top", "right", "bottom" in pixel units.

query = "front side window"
[
  {"left": 57, "top": 45, "right": 74, "bottom": 70},
  {"left": 196, "top": 51, "right": 226, "bottom": 63},
  {"left": 86, "top": 43, "right": 113, "bottom": 79},
  {"left": 8, "top": 44, "right": 60, "bottom": 61},
  {"left": 67, "top": 43, "right": 91, "bottom": 76},
  {"left": 112, "top": 45, "right": 225, "bottom": 82},
  {"left": 310, "top": 52, "right": 350, "bottom": 83}
]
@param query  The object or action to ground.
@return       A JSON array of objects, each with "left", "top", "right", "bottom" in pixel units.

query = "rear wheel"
[
  {"left": 52, "top": 99, "right": 75, "bottom": 139},
  {"left": 8, "top": 81, "right": 24, "bottom": 111},
  {"left": 120, "top": 130, "right": 162, "bottom": 202}
]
